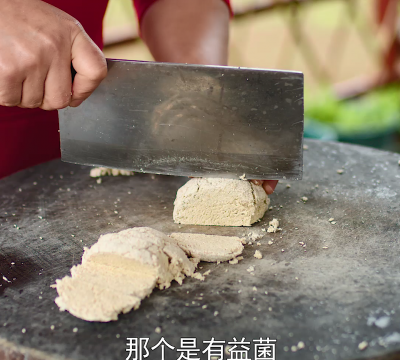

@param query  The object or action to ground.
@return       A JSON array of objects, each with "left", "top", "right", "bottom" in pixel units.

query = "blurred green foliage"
[{"left": 305, "top": 86, "right": 400, "bottom": 135}]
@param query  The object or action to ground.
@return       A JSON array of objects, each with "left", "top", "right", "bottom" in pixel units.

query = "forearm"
[{"left": 140, "top": 0, "right": 230, "bottom": 66}]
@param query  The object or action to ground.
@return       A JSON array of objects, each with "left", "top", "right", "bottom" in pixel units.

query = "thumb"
[{"left": 70, "top": 30, "right": 107, "bottom": 107}]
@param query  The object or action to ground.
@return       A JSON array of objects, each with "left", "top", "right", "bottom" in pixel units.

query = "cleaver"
[{"left": 59, "top": 59, "right": 304, "bottom": 180}]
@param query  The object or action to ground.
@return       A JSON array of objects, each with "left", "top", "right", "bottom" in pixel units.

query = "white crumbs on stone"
[
  {"left": 254, "top": 250, "right": 263, "bottom": 259},
  {"left": 90, "top": 167, "right": 134, "bottom": 178},
  {"left": 267, "top": 218, "right": 281, "bottom": 233}
]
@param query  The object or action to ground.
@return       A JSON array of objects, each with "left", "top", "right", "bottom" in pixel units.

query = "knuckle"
[
  {"left": 21, "top": 53, "right": 40, "bottom": 72},
  {"left": 67, "top": 18, "right": 84, "bottom": 35},
  {"left": 40, "top": 102, "right": 57, "bottom": 111},
  {"left": 22, "top": 101, "right": 43, "bottom": 109},
  {"left": 42, "top": 97, "right": 70, "bottom": 111},
  {"left": 96, "top": 63, "right": 108, "bottom": 80},
  {"left": 0, "top": 64, "right": 19, "bottom": 83},
  {"left": 40, "top": 34, "right": 61, "bottom": 53},
  {"left": 85, "top": 62, "right": 107, "bottom": 82},
  {"left": 0, "top": 98, "right": 20, "bottom": 107}
]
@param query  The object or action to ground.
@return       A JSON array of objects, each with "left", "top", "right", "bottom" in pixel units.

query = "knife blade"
[{"left": 59, "top": 59, "right": 304, "bottom": 180}]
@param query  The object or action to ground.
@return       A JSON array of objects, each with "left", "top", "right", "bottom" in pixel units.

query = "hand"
[
  {"left": 0, "top": 0, "right": 107, "bottom": 110},
  {"left": 251, "top": 180, "right": 278, "bottom": 195}
]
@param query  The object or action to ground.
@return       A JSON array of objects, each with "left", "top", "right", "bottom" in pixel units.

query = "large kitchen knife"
[{"left": 59, "top": 59, "right": 304, "bottom": 180}]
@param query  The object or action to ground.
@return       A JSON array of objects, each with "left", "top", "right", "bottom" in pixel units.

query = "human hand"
[
  {"left": 0, "top": 0, "right": 107, "bottom": 110},
  {"left": 251, "top": 180, "right": 278, "bottom": 195}
]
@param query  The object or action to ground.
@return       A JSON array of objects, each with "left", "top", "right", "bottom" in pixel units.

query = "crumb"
[
  {"left": 155, "top": 327, "right": 161, "bottom": 334},
  {"left": 337, "top": 169, "right": 344, "bottom": 174},
  {"left": 96, "top": 178, "right": 102, "bottom": 184},
  {"left": 358, "top": 341, "right": 368, "bottom": 351},
  {"left": 192, "top": 272, "right": 205, "bottom": 281},
  {"left": 315, "top": 184, "right": 319, "bottom": 188},
  {"left": 202, "top": 305, "right": 207, "bottom": 309},
  {"left": 239, "top": 173, "right": 246, "bottom": 180},
  {"left": 303, "top": 145, "right": 308, "bottom": 150},
  {"left": 72, "top": 327, "right": 78, "bottom": 333},
  {"left": 21, "top": 328, "right": 26, "bottom": 334},
  {"left": 203, "top": 270, "right": 211, "bottom": 276},
  {"left": 322, "top": 246, "right": 329, "bottom": 249},
  {"left": 256, "top": 242, "right": 261, "bottom": 246},
  {"left": 331, "top": 221, "right": 337, "bottom": 225},
  {"left": 214, "top": 311, "right": 219, "bottom": 316},
  {"left": 281, "top": 249, "right": 285, "bottom": 252},
  {"left": 267, "top": 218, "right": 281, "bottom": 233},
  {"left": 241, "top": 238, "right": 247, "bottom": 245},
  {"left": 247, "top": 232, "right": 264, "bottom": 241},
  {"left": 301, "top": 196, "right": 308, "bottom": 202},
  {"left": 247, "top": 266, "right": 255, "bottom": 273},
  {"left": 329, "top": 218, "right": 334, "bottom": 222},
  {"left": 229, "top": 258, "right": 239, "bottom": 265},
  {"left": 286, "top": 184, "right": 291, "bottom": 188},
  {"left": 252, "top": 286, "right": 257, "bottom": 292},
  {"left": 90, "top": 167, "right": 134, "bottom": 178},
  {"left": 237, "top": 256, "right": 243, "bottom": 261},
  {"left": 50, "top": 325, "right": 55, "bottom": 330},
  {"left": 268, "top": 240, "right": 273, "bottom": 245},
  {"left": 254, "top": 250, "right": 262, "bottom": 259},
  {"left": 291, "top": 345, "right": 298, "bottom": 352}
]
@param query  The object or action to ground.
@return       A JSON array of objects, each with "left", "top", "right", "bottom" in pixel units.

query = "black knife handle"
[{"left": 71, "top": 64, "right": 77, "bottom": 82}]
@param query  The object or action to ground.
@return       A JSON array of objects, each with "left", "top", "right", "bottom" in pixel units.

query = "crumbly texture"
[
  {"left": 169, "top": 233, "right": 243, "bottom": 262},
  {"left": 173, "top": 178, "right": 269, "bottom": 227},
  {"left": 53, "top": 227, "right": 199, "bottom": 322},
  {"left": 90, "top": 167, "right": 134, "bottom": 177},
  {"left": 267, "top": 218, "right": 281, "bottom": 233},
  {"left": 254, "top": 250, "right": 263, "bottom": 259}
]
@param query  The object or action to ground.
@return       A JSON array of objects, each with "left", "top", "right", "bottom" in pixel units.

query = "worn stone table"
[{"left": 0, "top": 139, "right": 399, "bottom": 360}]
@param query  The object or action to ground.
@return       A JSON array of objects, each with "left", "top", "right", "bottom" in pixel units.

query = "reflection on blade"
[{"left": 59, "top": 59, "right": 304, "bottom": 180}]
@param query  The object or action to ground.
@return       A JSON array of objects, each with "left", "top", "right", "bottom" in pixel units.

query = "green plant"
[{"left": 305, "top": 86, "right": 400, "bottom": 135}]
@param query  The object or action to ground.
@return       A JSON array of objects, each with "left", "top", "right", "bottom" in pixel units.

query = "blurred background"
[{"left": 103, "top": 0, "right": 400, "bottom": 153}]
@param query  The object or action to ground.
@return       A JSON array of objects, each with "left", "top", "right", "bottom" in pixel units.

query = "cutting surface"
[{"left": 0, "top": 139, "right": 399, "bottom": 360}]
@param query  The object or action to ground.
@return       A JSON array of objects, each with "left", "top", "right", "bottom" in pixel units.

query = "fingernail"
[
  {"left": 69, "top": 100, "right": 83, "bottom": 107},
  {"left": 270, "top": 180, "right": 279, "bottom": 191},
  {"left": 264, "top": 184, "right": 273, "bottom": 195}
]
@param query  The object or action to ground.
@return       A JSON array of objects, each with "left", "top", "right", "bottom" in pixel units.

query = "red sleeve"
[{"left": 133, "top": 0, "right": 233, "bottom": 24}]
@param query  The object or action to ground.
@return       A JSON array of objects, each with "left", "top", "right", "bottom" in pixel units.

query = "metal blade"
[{"left": 59, "top": 59, "right": 304, "bottom": 180}]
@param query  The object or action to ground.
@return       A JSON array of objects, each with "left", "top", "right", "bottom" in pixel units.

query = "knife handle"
[{"left": 71, "top": 64, "right": 77, "bottom": 82}]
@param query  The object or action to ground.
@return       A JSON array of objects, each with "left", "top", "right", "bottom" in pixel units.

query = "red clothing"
[{"left": 0, "top": 0, "right": 231, "bottom": 179}]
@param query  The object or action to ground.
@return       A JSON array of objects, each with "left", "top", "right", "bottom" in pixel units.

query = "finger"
[
  {"left": 19, "top": 72, "right": 46, "bottom": 108},
  {"left": 262, "top": 180, "right": 279, "bottom": 195},
  {"left": 0, "top": 68, "right": 23, "bottom": 106},
  {"left": 251, "top": 180, "right": 263, "bottom": 186},
  {"left": 41, "top": 58, "right": 72, "bottom": 110},
  {"left": 70, "top": 31, "right": 107, "bottom": 107}
]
